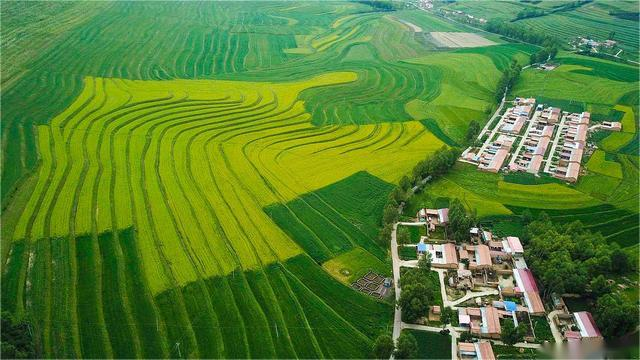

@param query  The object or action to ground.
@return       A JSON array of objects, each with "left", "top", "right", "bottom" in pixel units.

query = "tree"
[
  {"left": 400, "top": 286, "right": 429, "bottom": 323},
  {"left": 399, "top": 175, "right": 412, "bottom": 192},
  {"left": 440, "top": 307, "right": 455, "bottom": 325},
  {"left": 589, "top": 275, "right": 611, "bottom": 297},
  {"left": 459, "top": 331, "right": 473, "bottom": 342},
  {"left": 397, "top": 226, "right": 411, "bottom": 245},
  {"left": 399, "top": 283, "right": 433, "bottom": 323},
  {"left": 1, "top": 312, "right": 36, "bottom": 359},
  {"left": 448, "top": 198, "right": 472, "bottom": 243},
  {"left": 378, "top": 224, "right": 393, "bottom": 246},
  {"left": 390, "top": 187, "right": 406, "bottom": 204},
  {"left": 521, "top": 209, "right": 533, "bottom": 225},
  {"left": 465, "top": 120, "right": 481, "bottom": 144},
  {"left": 417, "top": 253, "right": 431, "bottom": 272},
  {"left": 501, "top": 320, "right": 525, "bottom": 346},
  {"left": 383, "top": 204, "right": 398, "bottom": 225},
  {"left": 372, "top": 334, "right": 394, "bottom": 359},
  {"left": 594, "top": 294, "right": 639, "bottom": 339},
  {"left": 394, "top": 332, "right": 418, "bottom": 359},
  {"left": 610, "top": 247, "right": 632, "bottom": 274}
]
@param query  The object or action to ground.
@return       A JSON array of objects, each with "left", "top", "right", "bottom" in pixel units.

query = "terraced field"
[
  {"left": 3, "top": 70, "right": 451, "bottom": 357},
  {"left": 440, "top": 0, "right": 639, "bottom": 61},
  {"left": 514, "top": 1, "right": 639, "bottom": 60},
  {"left": 3, "top": 1, "right": 636, "bottom": 358}
]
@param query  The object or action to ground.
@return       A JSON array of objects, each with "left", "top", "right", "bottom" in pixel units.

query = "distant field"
[
  {"left": 429, "top": 32, "right": 497, "bottom": 48},
  {"left": 440, "top": 0, "right": 639, "bottom": 61},
  {"left": 1, "top": 1, "right": 636, "bottom": 358},
  {"left": 407, "top": 162, "right": 601, "bottom": 218},
  {"left": 514, "top": 1, "right": 639, "bottom": 60}
]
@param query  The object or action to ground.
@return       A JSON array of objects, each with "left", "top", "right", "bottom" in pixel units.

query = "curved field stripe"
[
  {"left": 119, "top": 228, "right": 168, "bottom": 358},
  {"left": 205, "top": 275, "right": 250, "bottom": 358},
  {"left": 96, "top": 231, "right": 139, "bottom": 358},
  {"left": 265, "top": 263, "right": 324, "bottom": 358},
  {"left": 7, "top": 72, "right": 449, "bottom": 359},
  {"left": 281, "top": 262, "right": 373, "bottom": 358},
  {"left": 75, "top": 234, "right": 113, "bottom": 358}
]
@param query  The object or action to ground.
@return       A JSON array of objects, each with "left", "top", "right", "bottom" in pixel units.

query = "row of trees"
[
  {"left": 448, "top": 198, "right": 477, "bottom": 243},
  {"left": 372, "top": 332, "right": 418, "bottom": 359},
  {"left": 464, "top": 120, "right": 481, "bottom": 145},
  {"left": 484, "top": 19, "right": 556, "bottom": 46},
  {"left": 409, "top": 146, "right": 460, "bottom": 187},
  {"left": 377, "top": 146, "right": 460, "bottom": 246},
  {"left": 357, "top": 1, "right": 397, "bottom": 12},
  {"left": 523, "top": 215, "right": 638, "bottom": 338},
  {"left": 515, "top": 1, "right": 591, "bottom": 20},
  {"left": 399, "top": 257, "right": 435, "bottom": 323},
  {"left": 529, "top": 42, "right": 559, "bottom": 64},
  {"left": 494, "top": 60, "right": 522, "bottom": 102}
]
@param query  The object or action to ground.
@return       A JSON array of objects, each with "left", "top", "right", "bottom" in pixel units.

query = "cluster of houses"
[
  {"left": 439, "top": 8, "right": 487, "bottom": 24},
  {"left": 509, "top": 103, "right": 556, "bottom": 174},
  {"left": 414, "top": 207, "right": 603, "bottom": 357},
  {"left": 577, "top": 37, "right": 617, "bottom": 49},
  {"left": 461, "top": 97, "right": 623, "bottom": 182},
  {"left": 547, "top": 111, "right": 590, "bottom": 182},
  {"left": 458, "top": 341, "right": 495, "bottom": 360}
]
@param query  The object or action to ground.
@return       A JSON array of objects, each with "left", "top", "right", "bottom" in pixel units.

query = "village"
[
  {"left": 460, "top": 97, "right": 623, "bottom": 183},
  {"left": 389, "top": 206, "right": 604, "bottom": 360}
]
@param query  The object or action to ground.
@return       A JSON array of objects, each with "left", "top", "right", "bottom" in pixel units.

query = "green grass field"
[
  {"left": 1, "top": 1, "right": 636, "bottom": 358},
  {"left": 403, "top": 329, "right": 451, "bottom": 360},
  {"left": 440, "top": 0, "right": 639, "bottom": 61}
]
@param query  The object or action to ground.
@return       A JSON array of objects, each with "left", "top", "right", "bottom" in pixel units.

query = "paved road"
[
  {"left": 391, "top": 222, "right": 402, "bottom": 346},
  {"left": 543, "top": 114, "right": 567, "bottom": 173},
  {"left": 546, "top": 310, "right": 565, "bottom": 344},
  {"left": 398, "top": 221, "right": 427, "bottom": 226},
  {"left": 507, "top": 110, "right": 541, "bottom": 169},
  {"left": 450, "top": 289, "right": 499, "bottom": 307},
  {"left": 476, "top": 92, "right": 507, "bottom": 142}
]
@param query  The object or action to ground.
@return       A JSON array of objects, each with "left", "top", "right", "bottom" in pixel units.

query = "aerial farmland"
[{"left": 1, "top": 1, "right": 638, "bottom": 359}]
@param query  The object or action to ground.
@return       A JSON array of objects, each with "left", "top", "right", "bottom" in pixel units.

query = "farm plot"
[
  {"left": 586, "top": 150, "right": 623, "bottom": 179},
  {"left": 1, "top": 1, "right": 535, "bottom": 203},
  {"left": 429, "top": 32, "right": 497, "bottom": 48},
  {"left": 408, "top": 163, "right": 601, "bottom": 218},
  {"left": 265, "top": 171, "right": 393, "bottom": 262},
  {"left": 322, "top": 247, "right": 390, "bottom": 285},
  {"left": 4, "top": 72, "right": 441, "bottom": 357},
  {"left": 514, "top": 1, "right": 639, "bottom": 60},
  {"left": 512, "top": 55, "right": 638, "bottom": 109}
]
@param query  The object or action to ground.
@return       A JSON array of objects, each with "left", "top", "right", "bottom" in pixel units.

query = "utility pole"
[{"left": 174, "top": 342, "right": 181, "bottom": 358}]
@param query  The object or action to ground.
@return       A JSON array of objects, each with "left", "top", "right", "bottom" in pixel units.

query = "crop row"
[{"left": 4, "top": 72, "right": 440, "bottom": 357}]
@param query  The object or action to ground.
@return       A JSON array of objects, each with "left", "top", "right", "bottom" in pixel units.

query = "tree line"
[
  {"left": 372, "top": 331, "right": 419, "bottom": 359},
  {"left": 494, "top": 60, "right": 522, "bottom": 102},
  {"left": 377, "top": 146, "right": 460, "bottom": 246},
  {"left": 356, "top": 1, "right": 398, "bottom": 12},
  {"left": 529, "top": 43, "right": 558, "bottom": 64},
  {"left": 523, "top": 214, "right": 639, "bottom": 338},
  {"left": 484, "top": 19, "right": 556, "bottom": 47},
  {"left": 515, "top": 1, "right": 592, "bottom": 20}
]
